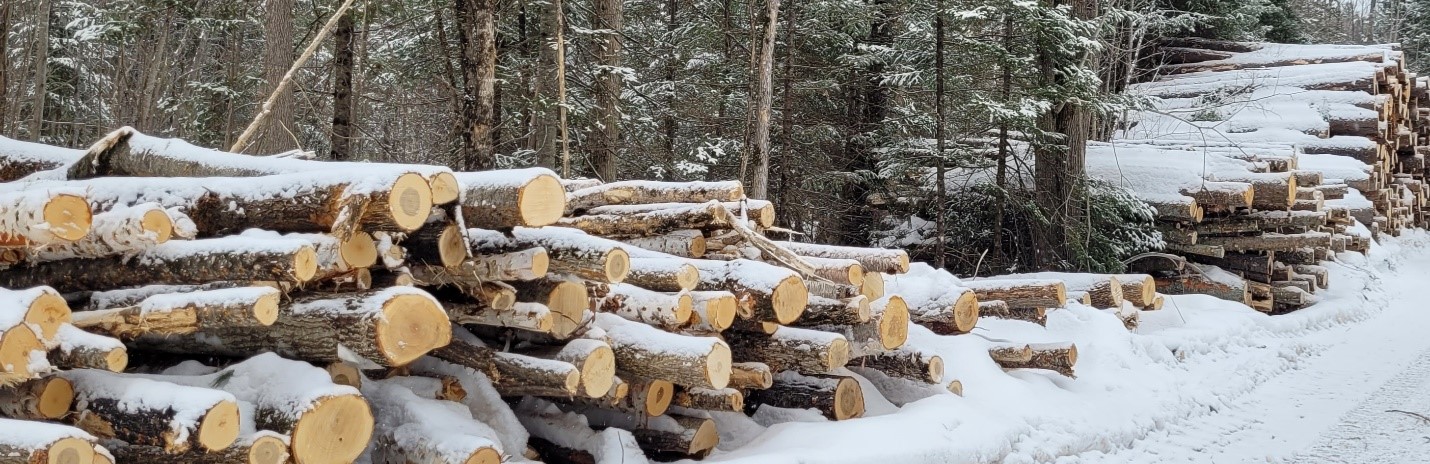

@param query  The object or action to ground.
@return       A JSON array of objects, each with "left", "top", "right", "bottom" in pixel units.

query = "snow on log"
[
  {"left": 587, "top": 282, "right": 692, "bottom": 331},
  {"left": 995, "top": 342, "right": 1078, "bottom": 377},
  {"left": 729, "top": 362, "right": 773, "bottom": 390},
  {"left": 0, "top": 418, "right": 98, "bottom": 464},
  {"left": 961, "top": 279, "right": 1066, "bottom": 310},
  {"left": 493, "top": 350, "right": 582, "bottom": 397},
  {"left": 379, "top": 373, "right": 472, "bottom": 401},
  {"left": 773, "top": 241, "right": 909, "bottom": 274},
  {"left": 593, "top": 313, "right": 732, "bottom": 389},
  {"left": 976, "top": 300, "right": 1047, "bottom": 326},
  {"left": 521, "top": 339, "right": 618, "bottom": 398},
  {"left": 689, "top": 259, "right": 807, "bottom": 324},
  {"left": 620, "top": 230, "right": 707, "bottom": 258},
  {"left": 451, "top": 301, "right": 556, "bottom": 333},
  {"left": 558, "top": 201, "right": 734, "bottom": 237},
  {"left": 1115, "top": 274, "right": 1158, "bottom": 308},
  {"left": 588, "top": 200, "right": 775, "bottom": 230},
  {"left": 1161, "top": 42, "right": 1390, "bottom": 75},
  {"left": 0, "top": 188, "right": 91, "bottom": 248},
  {"left": 851, "top": 347, "right": 944, "bottom": 384},
  {"left": 131, "top": 287, "right": 450, "bottom": 367},
  {"left": 0, "top": 376, "right": 73, "bottom": 420},
  {"left": 684, "top": 291, "right": 738, "bottom": 334},
  {"left": 622, "top": 258, "right": 699, "bottom": 292},
  {"left": 671, "top": 386, "right": 744, "bottom": 412},
  {"left": 561, "top": 178, "right": 604, "bottom": 192},
  {"left": 45, "top": 325, "right": 127, "bottom": 372},
  {"left": 453, "top": 169, "right": 566, "bottom": 229},
  {"left": 1179, "top": 181, "right": 1254, "bottom": 208},
  {"left": 0, "top": 236, "right": 318, "bottom": 293},
  {"left": 58, "top": 369, "right": 241, "bottom": 453},
  {"left": 571, "top": 407, "right": 720, "bottom": 459},
  {"left": 1197, "top": 231, "right": 1334, "bottom": 252},
  {"left": 567, "top": 378, "right": 674, "bottom": 417},
  {"left": 793, "top": 295, "right": 870, "bottom": 326},
  {"left": 509, "top": 279, "right": 590, "bottom": 339},
  {"left": 144, "top": 353, "right": 373, "bottom": 464},
  {"left": 0, "top": 286, "right": 71, "bottom": 341},
  {"left": 887, "top": 265, "right": 979, "bottom": 334},
  {"left": 981, "top": 273, "right": 1126, "bottom": 308},
  {"left": 747, "top": 372, "right": 865, "bottom": 421},
  {"left": 798, "top": 256, "right": 865, "bottom": 286},
  {"left": 1218, "top": 172, "right": 1298, "bottom": 210},
  {"left": 0, "top": 135, "right": 82, "bottom": 181},
  {"left": 71, "top": 287, "right": 282, "bottom": 339},
  {"left": 725, "top": 325, "right": 849, "bottom": 375},
  {"left": 27, "top": 203, "right": 172, "bottom": 263},
  {"left": 465, "top": 227, "right": 629, "bottom": 283},
  {"left": 106, "top": 432, "right": 290, "bottom": 464},
  {"left": 361, "top": 378, "right": 503, "bottom": 464},
  {"left": 565, "top": 180, "right": 744, "bottom": 214},
  {"left": 988, "top": 343, "right": 1033, "bottom": 363}
]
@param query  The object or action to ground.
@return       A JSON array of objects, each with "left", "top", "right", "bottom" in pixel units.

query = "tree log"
[
  {"left": 725, "top": 325, "right": 849, "bottom": 375},
  {"left": 402, "top": 220, "right": 468, "bottom": 268},
  {"left": 1197, "top": 231, "right": 1333, "bottom": 252},
  {"left": 773, "top": 241, "right": 909, "bottom": 274},
  {"left": 593, "top": 313, "right": 731, "bottom": 389},
  {"left": 106, "top": 432, "right": 290, "bottom": 464},
  {"left": 747, "top": 372, "right": 864, "bottom": 421},
  {"left": 0, "top": 376, "right": 73, "bottom": 421},
  {"left": 71, "top": 287, "right": 280, "bottom": 339},
  {"left": 0, "top": 136, "right": 81, "bottom": 181},
  {"left": 494, "top": 350, "right": 582, "bottom": 398},
  {"left": 671, "top": 387, "right": 744, "bottom": 412},
  {"left": 897, "top": 285, "right": 979, "bottom": 335},
  {"left": 619, "top": 230, "right": 706, "bottom": 258},
  {"left": 622, "top": 258, "right": 699, "bottom": 292},
  {"left": 465, "top": 228, "right": 629, "bottom": 283},
  {"left": 995, "top": 341, "right": 1077, "bottom": 377},
  {"left": 558, "top": 201, "right": 732, "bottom": 236},
  {"left": 0, "top": 286, "right": 71, "bottom": 342},
  {"left": 567, "top": 378, "right": 673, "bottom": 417},
  {"left": 684, "top": 291, "right": 738, "bottom": 333},
  {"left": 1179, "top": 182, "right": 1254, "bottom": 208},
  {"left": 0, "top": 188, "right": 91, "bottom": 247},
  {"left": 450, "top": 301, "right": 557, "bottom": 333},
  {"left": 1155, "top": 265, "right": 1249, "bottom": 304},
  {"left": 46, "top": 325, "right": 126, "bottom": 372},
  {"left": 0, "top": 236, "right": 318, "bottom": 293},
  {"left": 511, "top": 279, "right": 591, "bottom": 339},
  {"left": 796, "top": 295, "right": 870, "bottom": 326},
  {"left": 586, "top": 283, "right": 691, "bottom": 331},
  {"left": 861, "top": 271, "right": 885, "bottom": 300},
  {"left": 362, "top": 378, "right": 503, "bottom": 464},
  {"left": 0, "top": 323, "right": 45, "bottom": 385},
  {"left": 26, "top": 203, "right": 171, "bottom": 263},
  {"left": 521, "top": 339, "right": 617, "bottom": 398},
  {"left": 851, "top": 347, "right": 944, "bottom": 384},
  {"left": 59, "top": 369, "right": 240, "bottom": 453},
  {"left": 0, "top": 418, "right": 97, "bottom": 464},
  {"left": 689, "top": 259, "right": 807, "bottom": 324},
  {"left": 962, "top": 279, "right": 1066, "bottom": 310},
  {"left": 455, "top": 168, "right": 567, "bottom": 229},
  {"left": 975, "top": 300, "right": 1047, "bottom": 325},
  {"left": 728, "top": 362, "right": 773, "bottom": 390},
  {"left": 565, "top": 181, "right": 744, "bottom": 214},
  {"left": 575, "top": 409, "right": 720, "bottom": 459},
  {"left": 1115, "top": 274, "right": 1157, "bottom": 308}
]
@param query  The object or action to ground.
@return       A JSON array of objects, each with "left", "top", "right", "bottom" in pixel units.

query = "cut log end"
[
  {"left": 340, "top": 231, "right": 380, "bottom": 269},
  {"left": 771, "top": 275, "right": 809, "bottom": 325},
  {"left": 953, "top": 291, "right": 980, "bottom": 334},
  {"left": 927, "top": 355, "right": 945, "bottom": 384},
  {"left": 860, "top": 272, "right": 884, "bottom": 300},
  {"left": 828, "top": 337, "right": 851, "bottom": 370},
  {"left": 30, "top": 291, "right": 72, "bottom": 340},
  {"left": 140, "top": 208, "right": 174, "bottom": 243},
  {"left": 643, "top": 380, "right": 676, "bottom": 417},
  {"left": 325, "top": 363, "right": 363, "bottom": 388},
  {"left": 375, "top": 294, "right": 453, "bottom": 366},
  {"left": 428, "top": 172, "right": 462, "bottom": 205},
  {"left": 289, "top": 394, "right": 374, "bottom": 464},
  {"left": 435, "top": 224, "right": 468, "bottom": 268},
  {"left": 531, "top": 249, "right": 552, "bottom": 277},
  {"left": 520, "top": 173, "right": 568, "bottom": 227},
  {"left": 676, "top": 264, "right": 699, "bottom": 291},
  {"left": 833, "top": 376, "right": 865, "bottom": 420},
  {"left": 697, "top": 293, "right": 738, "bottom": 331},
  {"left": 292, "top": 246, "right": 320, "bottom": 282},
  {"left": 46, "top": 194, "right": 94, "bottom": 242},
  {"left": 197, "top": 400, "right": 242, "bottom": 452},
  {"left": 605, "top": 248, "right": 631, "bottom": 284},
  {"left": 248, "top": 434, "right": 292, "bottom": 464},
  {"left": 1, "top": 324, "right": 43, "bottom": 382},
  {"left": 44, "top": 437, "right": 95, "bottom": 464},
  {"left": 706, "top": 343, "right": 734, "bottom": 390},
  {"left": 372, "top": 173, "right": 433, "bottom": 233},
  {"left": 254, "top": 291, "right": 282, "bottom": 326},
  {"left": 39, "top": 377, "right": 75, "bottom": 419},
  {"left": 100, "top": 348, "right": 129, "bottom": 373},
  {"left": 547, "top": 281, "right": 592, "bottom": 339},
  {"left": 580, "top": 345, "right": 617, "bottom": 398},
  {"left": 688, "top": 418, "right": 720, "bottom": 455}
]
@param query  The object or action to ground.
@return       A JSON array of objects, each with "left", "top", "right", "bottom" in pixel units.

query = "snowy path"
[{"left": 1064, "top": 239, "right": 1430, "bottom": 463}]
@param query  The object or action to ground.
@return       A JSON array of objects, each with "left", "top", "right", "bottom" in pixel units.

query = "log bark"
[
  {"left": 362, "top": 378, "right": 503, "bottom": 464},
  {"left": 1155, "top": 266, "right": 1249, "bottom": 305},
  {"left": 773, "top": 241, "right": 910, "bottom": 274},
  {"left": 725, "top": 325, "right": 849, "bottom": 375},
  {"left": 59, "top": 369, "right": 240, "bottom": 453},
  {"left": 587, "top": 283, "right": 691, "bottom": 331},
  {"left": 558, "top": 201, "right": 732, "bottom": 236},
  {"left": 575, "top": 410, "right": 720, "bottom": 459},
  {"left": 620, "top": 230, "right": 706, "bottom": 258},
  {"left": 671, "top": 387, "right": 744, "bottom": 412},
  {"left": 493, "top": 350, "right": 582, "bottom": 397},
  {"left": 689, "top": 259, "right": 807, "bottom": 324},
  {"left": 401, "top": 220, "right": 468, "bottom": 268},
  {"left": 465, "top": 228, "right": 629, "bottom": 283},
  {"left": 71, "top": 287, "right": 281, "bottom": 339},
  {"left": 129, "top": 288, "right": 450, "bottom": 367},
  {"left": 851, "top": 347, "right": 943, "bottom": 384},
  {"left": 1179, "top": 182, "right": 1254, "bottom": 208},
  {"left": 0, "top": 376, "right": 72, "bottom": 420},
  {"left": 622, "top": 258, "right": 699, "bottom": 292},
  {"left": 565, "top": 181, "right": 743, "bottom": 214},
  {"left": 46, "top": 324, "right": 126, "bottom": 372},
  {"left": 521, "top": 339, "right": 617, "bottom": 398},
  {"left": 1197, "top": 232, "right": 1333, "bottom": 252},
  {"left": 0, "top": 189, "right": 91, "bottom": 247},
  {"left": 593, "top": 313, "right": 731, "bottom": 389},
  {"left": 994, "top": 341, "right": 1077, "bottom": 377},
  {"left": 106, "top": 433, "right": 290, "bottom": 464},
  {"left": 685, "top": 291, "right": 738, "bottom": 333},
  {"left": 899, "top": 287, "right": 979, "bottom": 335},
  {"left": 0, "top": 236, "right": 318, "bottom": 293},
  {"left": 798, "top": 256, "right": 864, "bottom": 286},
  {"left": 746, "top": 372, "right": 864, "bottom": 421},
  {"left": 1115, "top": 274, "right": 1157, "bottom": 308},
  {"left": 1218, "top": 172, "right": 1297, "bottom": 210},
  {"left": 962, "top": 279, "right": 1066, "bottom": 310},
  {"left": 975, "top": 300, "right": 1047, "bottom": 325},
  {"left": 796, "top": 295, "right": 870, "bottom": 326},
  {"left": 566, "top": 378, "right": 673, "bottom": 417},
  {"left": 454, "top": 168, "right": 567, "bottom": 229},
  {"left": 511, "top": 279, "right": 591, "bottom": 339},
  {"left": 25, "top": 203, "right": 171, "bottom": 263},
  {"left": 450, "top": 301, "right": 557, "bottom": 334},
  {"left": 728, "top": 362, "right": 773, "bottom": 390}
]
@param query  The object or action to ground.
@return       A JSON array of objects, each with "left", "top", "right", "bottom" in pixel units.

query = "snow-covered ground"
[{"left": 687, "top": 231, "right": 1430, "bottom": 463}]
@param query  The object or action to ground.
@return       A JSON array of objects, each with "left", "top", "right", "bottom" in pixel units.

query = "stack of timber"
[
  {"left": 1104, "top": 40, "right": 1424, "bottom": 313},
  {"left": 0, "top": 128, "right": 1101, "bottom": 463}
]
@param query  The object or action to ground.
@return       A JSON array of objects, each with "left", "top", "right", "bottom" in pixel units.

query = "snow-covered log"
[
  {"left": 106, "top": 432, "right": 290, "bottom": 464},
  {"left": 493, "top": 350, "right": 582, "bottom": 397},
  {"left": 559, "top": 201, "right": 734, "bottom": 237},
  {"left": 565, "top": 181, "right": 744, "bottom": 214},
  {"left": 129, "top": 287, "right": 450, "bottom": 367},
  {"left": 0, "top": 376, "right": 73, "bottom": 420},
  {"left": 1116, "top": 274, "right": 1158, "bottom": 308},
  {"left": 684, "top": 291, "right": 738, "bottom": 334},
  {"left": 747, "top": 372, "right": 865, "bottom": 421},
  {"left": 574, "top": 407, "right": 721, "bottom": 459},
  {"left": 689, "top": 259, "right": 807, "bottom": 324},
  {"left": 622, "top": 258, "right": 699, "bottom": 292},
  {"left": 0, "top": 189, "right": 91, "bottom": 247},
  {"left": 45, "top": 325, "right": 126, "bottom": 372},
  {"left": 510, "top": 279, "right": 590, "bottom": 339},
  {"left": 619, "top": 230, "right": 707, "bottom": 258},
  {"left": 0, "top": 135, "right": 81, "bottom": 181},
  {"left": 59, "top": 369, "right": 241, "bottom": 453},
  {"left": 589, "top": 200, "right": 775, "bottom": 230},
  {"left": 725, "top": 325, "right": 849, "bottom": 375},
  {"left": 71, "top": 287, "right": 280, "bottom": 339},
  {"left": 587, "top": 283, "right": 692, "bottom": 331},
  {"left": 961, "top": 279, "right": 1066, "bottom": 310},
  {"left": 0, "top": 418, "right": 99, "bottom": 464},
  {"left": 27, "top": 203, "right": 172, "bottom": 263},
  {"left": 362, "top": 378, "right": 504, "bottom": 464},
  {"left": 729, "top": 362, "right": 774, "bottom": 390},
  {"left": 450, "top": 301, "right": 556, "bottom": 333},
  {"left": 851, "top": 347, "right": 944, "bottom": 384},
  {"left": 981, "top": 273, "right": 1126, "bottom": 308},
  {"left": 454, "top": 168, "right": 566, "bottom": 229},
  {"left": 400, "top": 220, "right": 468, "bottom": 268},
  {"left": 567, "top": 378, "right": 674, "bottom": 417},
  {"left": 143, "top": 353, "right": 374, "bottom": 464},
  {"left": 773, "top": 241, "right": 910, "bottom": 274},
  {"left": 988, "top": 343, "right": 1033, "bottom": 363},
  {"left": 976, "top": 300, "right": 1047, "bottom": 325},
  {"left": 0, "top": 236, "right": 318, "bottom": 293},
  {"left": 794, "top": 295, "right": 870, "bottom": 326},
  {"left": 383, "top": 375, "right": 467, "bottom": 402},
  {"left": 798, "top": 256, "right": 865, "bottom": 286},
  {"left": 995, "top": 342, "right": 1078, "bottom": 377},
  {"left": 521, "top": 339, "right": 618, "bottom": 398},
  {"left": 593, "top": 313, "right": 732, "bottom": 389},
  {"left": 465, "top": 227, "right": 629, "bottom": 283},
  {"left": 0, "top": 286, "right": 71, "bottom": 342},
  {"left": 0, "top": 323, "right": 45, "bottom": 384}
]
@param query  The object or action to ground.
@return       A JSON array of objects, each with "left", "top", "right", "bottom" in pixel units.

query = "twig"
[{"left": 1389, "top": 409, "right": 1430, "bottom": 424}]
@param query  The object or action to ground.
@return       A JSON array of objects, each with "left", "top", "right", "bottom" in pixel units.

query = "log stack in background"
[{"left": 0, "top": 127, "right": 1153, "bottom": 463}]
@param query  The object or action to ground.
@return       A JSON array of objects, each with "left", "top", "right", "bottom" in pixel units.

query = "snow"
[
  {"left": 287, "top": 286, "right": 438, "bottom": 319},
  {"left": 50, "top": 324, "right": 124, "bottom": 354},
  {"left": 59, "top": 368, "right": 237, "bottom": 446},
  {"left": 651, "top": 230, "right": 1430, "bottom": 464},
  {"left": 0, "top": 135, "right": 84, "bottom": 166},
  {"left": 0, "top": 417, "right": 94, "bottom": 448},
  {"left": 409, "top": 357, "right": 533, "bottom": 458},
  {"left": 0, "top": 286, "right": 61, "bottom": 329},
  {"left": 135, "top": 234, "right": 309, "bottom": 266},
  {"left": 593, "top": 312, "right": 726, "bottom": 359},
  {"left": 136, "top": 286, "right": 279, "bottom": 313},
  {"left": 691, "top": 259, "right": 799, "bottom": 292},
  {"left": 884, "top": 263, "right": 970, "bottom": 314},
  {"left": 362, "top": 377, "right": 505, "bottom": 463},
  {"left": 140, "top": 352, "right": 360, "bottom": 418}
]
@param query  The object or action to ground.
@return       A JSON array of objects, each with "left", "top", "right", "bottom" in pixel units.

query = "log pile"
[
  {"left": 1106, "top": 40, "right": 1423, "bottom": 313},
  {"left": 0, "top": 128, "right": 1128, "bottom": 463}
]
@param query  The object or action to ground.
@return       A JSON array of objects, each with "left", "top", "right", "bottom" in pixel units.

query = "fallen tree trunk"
[
  {"left": 0, "top": 188, "right": 92, "bottom": 247},
  {"left": 46, "top": 324, "right": 127, "bottom": 372},
  {"left": 59, "top": 369, "right": 241, "bottom": 453},
  {"left": 0, "top": 236, "right": 318, "bottom": 292},
  {"left": 747, "top": 372, "right": 865, "bottom": 421},
  {"left": 26, "top": 203, "right": 172, "bottom": 263},
  {"left": 71, "top": 287, "right": 280, "bottom": 339},
  {"left": 465, "top": 228, "right": 629, "bottom": 283},
  {"left": 851, "top": 347, "right": 944, "bottom": 384},
  {"left": 773, "top": 241, "right": 910, "bottom": 274},
  {"left": 593, "top": 313, "right": 732, "bottom": 389},
  {"left": 962, "top": 279, "right": 1066, "bottom": 310}
]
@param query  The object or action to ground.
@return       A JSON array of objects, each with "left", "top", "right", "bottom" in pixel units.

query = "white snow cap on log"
[
  {"left": 0, "top": 416, "right": 95, "bottom": 449},
  {"left": 885, "top": 263, "right": 971, "bottom": 311},
  {"left": 58, "top": 369, "right": 237, "bottom": 446},
  {"left": 0, "top": 286, "right": 66, "bottom": 330},
  {"left": 409, "top": 357, "right": 531, "bottom": 455},
  {"left": 362, "top": 378, "right": 505, "bottom": 463}
]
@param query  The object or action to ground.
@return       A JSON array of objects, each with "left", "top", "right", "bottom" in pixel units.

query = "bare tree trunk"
[
  {"left": 776, "top": 0, "right": 798, "bottom": 227},
  {"left": 933, "top": 0, "right": 946, "bottom": 268},
  {"left": 253, "top": 0, "right": 297, "bottom": 154},
  {"left": 742, "top": 0, "right": 780, "bottom": 199},
  {"left": 530, "top": 0, "right": 567, "bottom": 172},
  {"left": 330, "top": 8, "right": 355, "bottom": 161},
  {"left": 662, "top": 0, "right": 678, "bottom": 176},
  {"left": 554, "top": 0, "right": 570, "bottom": 177},
  {"left": 990, "top": 14, "right": 1012, "bottom": 268},
  {"left": 588, "top": 0, "right": 622, "bottom": 181},
  {"left": 29, "top": 0, "right": 50, "bottom": 141},
  {"left": 454, "top": 0, "right": 496, "bottom": 171},
  {"left": 0, "top": 2, "right": 9, "bottom": 137}
]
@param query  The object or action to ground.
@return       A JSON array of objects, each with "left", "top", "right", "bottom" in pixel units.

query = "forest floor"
[{"left": 686, "top": 231, "right": 1430, "bottom": 464}]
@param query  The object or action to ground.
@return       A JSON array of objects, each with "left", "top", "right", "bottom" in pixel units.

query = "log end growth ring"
[
  {"left": 0, "top": 324, "right": 42, "bottom": 382},
  {"left": 292, "top": 246, "right": 320, "bottom": 282},
  {"left": 375, "top": 294, "right": 453, "bottom": 366},
  {"left": 878, "top": 296, "right": 910, "bottom": 350},
  {"left": 828, "top": 337, "right": 851, "bottom": 371},
  {"left": 705, "top": 295, "right": 737, "bottom": 331},
  {"left": 464, "top": 447, "right": 502, "bottom": 464},
  {"left": 926, "top": 355, "right": 945, "bottom": 384},
  {"left": 248, "top": 434, "right": 291, "bottom": 464},
  {"left": 289, "top": 394, "right": 374, "bottom": 464},
  {"left": 340, "top": 232, "right": 380, "bottom": 269},
  {"left": 604, "top": 248, "right": 631, "bottom": 284},
  {"left": 674, "top": 293, "right": 694, "bottom": 325},
  {"left": 688, "top": 418, "right": 721, "bottom": 455},
  {"left": 952, "top": 291, "right": 980, "bottom": 334},
  {"left": 45, "top": 437, "right": 95, "bottom": 464},
  {"left": 101, "top": 347, "right": 129, "bottom": 373},
  {"left": 37, "top": 377, "right": 75, "bottom": 420},
  {"left": 428, "top": 172, "right": 461, "bottom": 205},
  {"left": 675, "top": 264, "right": 699, "bottom": 291},
  {"left": 530, "top": 248, "right": 551, "bottom": 277},
  {"left": 29, "top": 291, "right": 72, "bottom": 340},
  {"left": 435, "top": 225, "right": 467, "bottom": 268},
  {"left": 140, "top": 208, "right": 174, "bottom": 243},
  {"left": 579, "top": 345, "right": 617, "bottom": 398},
  {"left": 705, "top": 342, "right": 733, "bottom": 390},
  {"left": 644, "top": 380, "right": 674, "bottom": 417},
  {"left": 388, "top": 173, "right": 435, "bottom": 232},
  {"left": 519, "top": 174, "right": 567, "bottom": 227},
  {"left": 832, "top": 376, "right": 865, "bottom": 420},
  {"left": 547, "top": 281, "right": 591, "bottom": 340},
  {"left": 197, "top": 400, "right": 242, "bottom": 452},
  {"left": 253, "top": 291, "right": 282, "bottom": 326},
  {"left": 44, "top": 194, "right": 93, "bottom": 242},
  {"left": 770, "top": 276, "right": 809, "bottom": 325}
]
